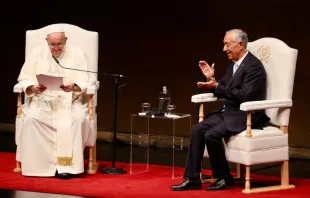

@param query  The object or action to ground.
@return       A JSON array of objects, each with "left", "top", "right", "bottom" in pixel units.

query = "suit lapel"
[
  {"left": 226, "top": 63, "right": 234, "bottom": 83},
  {"left": 227, "top": 52, "right": 251, "bottom": 86}
]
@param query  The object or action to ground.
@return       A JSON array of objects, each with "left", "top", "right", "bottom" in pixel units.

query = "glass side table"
[{"left": 129, "top": 113, "right": 191, "bottom": 179}]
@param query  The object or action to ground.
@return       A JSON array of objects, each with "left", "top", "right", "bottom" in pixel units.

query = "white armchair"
[
  {"left": 13, "top": 23, "right": 100, "bottom": 174},
  {"left": 191, "top": 37, "right": 298, "bottom": 193}
]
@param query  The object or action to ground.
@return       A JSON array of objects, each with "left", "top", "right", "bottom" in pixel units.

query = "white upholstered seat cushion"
[
  {"left": 203, "top": 126, "right": 288, "bottom": 165},
  {"left": 191, "top": 93, "right": 218, "bottom": 103}
]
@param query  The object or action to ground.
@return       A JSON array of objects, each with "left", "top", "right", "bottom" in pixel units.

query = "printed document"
[{"left": 36, "top": 74, "right": 64, "bottom": 91}]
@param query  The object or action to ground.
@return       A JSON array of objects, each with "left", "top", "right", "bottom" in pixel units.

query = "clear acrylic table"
[{"left": 129, "top": 113, "right": 191, "bottom": 179}]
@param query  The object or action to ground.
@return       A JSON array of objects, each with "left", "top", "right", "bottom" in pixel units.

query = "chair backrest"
[
  {"left": 247, "top": 38, "right": 298, "bottom": 126},
  {"left": 25, "top": 23, "right": 99, "bottom": 80}
]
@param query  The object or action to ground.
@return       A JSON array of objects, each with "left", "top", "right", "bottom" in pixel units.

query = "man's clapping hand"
[
  {"left": 197, "top": 77, "right": 218, "bottom": 89},
  {"left": 199, "top": 60, "right": 215, "bottom": 80}
]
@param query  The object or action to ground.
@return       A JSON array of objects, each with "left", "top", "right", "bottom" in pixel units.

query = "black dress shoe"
[
  {"left": 56, "top": 173, "right": 71, "bottom": 179},
  {"left": 171, "top": 179, "right": 202, "bottom": 191},
  {"left": 206, "top": 178, "right": 234, "bottom": 191}
]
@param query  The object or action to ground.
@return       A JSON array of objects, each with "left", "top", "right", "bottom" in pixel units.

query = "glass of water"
[
  {"left": 167, "top": 104, "right": 176, "bottom": 115},
  {"left": 141, "top": 103, "right": 151, "bottom": 113}
]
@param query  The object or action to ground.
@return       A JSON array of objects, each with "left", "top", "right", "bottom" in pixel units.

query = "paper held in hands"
[{"left": 36, "top": 74, "right": 64, "bottom": 91}]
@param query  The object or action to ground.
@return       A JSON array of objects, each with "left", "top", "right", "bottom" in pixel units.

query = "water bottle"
[{"left": 159, "top": 86, "right": 170, "bottom": 113}]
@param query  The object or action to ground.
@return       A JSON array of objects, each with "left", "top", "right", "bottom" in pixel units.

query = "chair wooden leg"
[
  {"left": 201, "top": 177, "right": 217, "bottom": 183},
  {"left": 200, "top": 172, "right": 217, "bottom": 184},
  {"left": 242, "top": 165, "right": 251, "bottom": 193},
  {"left": 200, "top": 161, "right": 217, "bottom": 184},
  {"left": 281, "top": 160, "right": 290, "bottom": 185},
  {"left": 87, "top": 144, "right": 98, "bottom": 174},
  {"left": 14, "top": 93, "right": 22, "bottom": 173},
  {"left": 199, "top": 104, "right": 204, "bottom": 122},
  {"left": 242, "top": 161, "right": 295, "bottom": 194},
  {"left": 13, "top": 161, "right": 21, "bottom": 172},
  {"left": 234, "top": 163, "right": 245, "bottom": 181},
  {"left": 87, "top": 94, "right": 98, "bottom": 174}
]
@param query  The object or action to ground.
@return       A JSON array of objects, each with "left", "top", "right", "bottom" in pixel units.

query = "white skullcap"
[{"left": 46, "top": 25, "right": 64, "bottom": 35}]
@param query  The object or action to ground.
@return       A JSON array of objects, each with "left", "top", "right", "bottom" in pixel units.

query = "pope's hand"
[
  {"left": 60, "top": 83, "right": 75, "bottom": 92},
  {"left": 31, "top": 84, "right": 47, "bottom": 94}
]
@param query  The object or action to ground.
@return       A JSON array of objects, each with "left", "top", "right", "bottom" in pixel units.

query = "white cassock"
[{"left": 16, "top": 43, "right": 96, "bottom": 176}]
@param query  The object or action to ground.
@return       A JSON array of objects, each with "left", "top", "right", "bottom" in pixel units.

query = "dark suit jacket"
[{"left": 211, "top": 52, "right": 270, "bottom": 132}]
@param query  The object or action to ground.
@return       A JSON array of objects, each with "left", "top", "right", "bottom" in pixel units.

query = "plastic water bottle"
[{"left": 159, "top": 86, "right": 170, "bottom": 113}]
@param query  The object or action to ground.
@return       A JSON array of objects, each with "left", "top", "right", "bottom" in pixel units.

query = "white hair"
[{"left": 226, "top": 29, "right": 248, "bottom": 48}]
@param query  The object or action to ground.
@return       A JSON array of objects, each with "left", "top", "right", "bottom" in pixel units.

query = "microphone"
[{"left": 52, "top": 55, "right": 126, "bottom": 78}]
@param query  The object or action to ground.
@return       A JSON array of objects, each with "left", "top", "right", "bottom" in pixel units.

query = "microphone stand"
[
  {"left": 52, "top": 55, "right": 127, "bottom": 174},
  {"left": 100, "top": 75, "right": 127, "bottom": 174}
]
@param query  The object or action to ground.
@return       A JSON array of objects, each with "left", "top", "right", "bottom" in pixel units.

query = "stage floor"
[{"left": 1, "top": 131, "right": 310, "bottom": 197}]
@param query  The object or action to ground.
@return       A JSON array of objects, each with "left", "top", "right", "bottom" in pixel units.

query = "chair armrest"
[
  {"left": 240, "top": 99, "right": 293, "bottom": 111},
  {"left": 191, "top": 93, "right": 218, "bottom": 103},
  {"left": 86, "top": 81, "right": 100, "bottom": 95},
  {"left": 13, "top": 83, "right": 23, "bottom": 93}
]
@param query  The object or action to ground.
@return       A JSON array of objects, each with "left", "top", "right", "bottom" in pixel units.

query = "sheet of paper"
[{"left": 36, "top": 74, "right": 64, "bottom": 91}]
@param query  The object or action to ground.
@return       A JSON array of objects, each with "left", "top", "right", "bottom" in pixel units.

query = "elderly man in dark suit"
[{"left": 171, "top": 29, "right": 270, "bottom": 191}]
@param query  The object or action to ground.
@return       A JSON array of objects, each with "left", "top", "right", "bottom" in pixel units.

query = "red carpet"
[{"left": 0, "top": 152, "right": 309, "bottom": 197}]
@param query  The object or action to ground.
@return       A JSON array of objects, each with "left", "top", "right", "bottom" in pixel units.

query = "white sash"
[{"left": 55, "top": 91, "right": 73, "bottom": 166}]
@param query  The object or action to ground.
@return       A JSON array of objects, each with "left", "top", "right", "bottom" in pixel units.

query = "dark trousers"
[{"left": 183, "top": 112, "right": 233, "bottom": 180}]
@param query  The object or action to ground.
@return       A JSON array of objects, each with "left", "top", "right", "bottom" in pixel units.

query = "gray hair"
[{"left": 226, "top": 29, "right": 248, "bottom": 48}]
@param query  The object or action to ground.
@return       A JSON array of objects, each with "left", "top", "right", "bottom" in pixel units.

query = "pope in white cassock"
[{"left": 16, "top": 26, "right": 96, "bottom": 179}]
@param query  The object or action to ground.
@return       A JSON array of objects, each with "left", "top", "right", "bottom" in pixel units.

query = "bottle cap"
[{"left": 163, "top": 86, "right": 167, "bottom": 92}]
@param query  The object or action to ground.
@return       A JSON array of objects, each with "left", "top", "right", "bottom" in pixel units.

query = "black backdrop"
[{"left": 2, "top": 0, "right": 310, "bottom": 148}]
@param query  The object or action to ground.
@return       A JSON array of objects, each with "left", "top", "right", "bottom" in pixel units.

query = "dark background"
[{"left": 2, "top": 0, "right": 310, "bottom": 148}]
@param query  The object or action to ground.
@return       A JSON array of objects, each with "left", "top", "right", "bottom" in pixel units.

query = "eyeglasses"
[{"left": 48, "top": 43, "right": 65, "bottom": 49}]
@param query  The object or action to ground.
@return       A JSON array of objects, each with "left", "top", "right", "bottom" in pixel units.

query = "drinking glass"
[
  {"left": 167, "top": 104, "right": 176, "bottom": 115},
  {"left": 141, "top": 103, "right": 151, "bottom": 113}
]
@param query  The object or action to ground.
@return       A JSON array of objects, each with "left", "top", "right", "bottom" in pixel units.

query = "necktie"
[{"left": 233, "top": 63, "right": 239, "bottom": 75}]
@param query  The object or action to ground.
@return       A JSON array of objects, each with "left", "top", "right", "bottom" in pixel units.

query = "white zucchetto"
[{"left": 46, "top": 25, "right": 64, "bottom": 35}]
